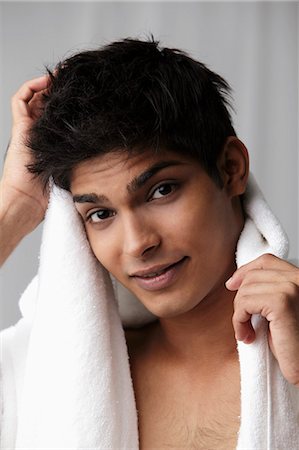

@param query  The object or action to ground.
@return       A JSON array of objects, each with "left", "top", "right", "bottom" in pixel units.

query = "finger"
[
  {"left": 232, "top": 312, "right": 255, "bottom": 343},
  {"left": 226, "top": 254, "right": 298, "bottom": 290},
  {"left": 235, "top": 281, "right": 295, "bottom": 296},
  {"left": 15, "top": 75, "right": 49, "bottom": 102},
  {"left": 232, "top": 293, "right": 273, "bottom": 343},
  {"left": 233, "top": 286, "right": 299, "bottom": 338},
  {"left": 11, "top": 75, "right": 50, "bottom": 121},
  {"left": 28, "top": 92, "right": 47, "bottom": 120},
  {"left": 268, "top": 316, "right": 299, "bottom": 385},
  {"left": 226, "top": 269, "right": 299, "bottom": 291},
  {"left": 233, "top": 292, "right": 280, "bottom": 343}
]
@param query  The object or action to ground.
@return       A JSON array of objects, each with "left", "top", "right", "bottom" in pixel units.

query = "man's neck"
[{"left": 149, "top": 283, "right": 237, "bottom": 371}]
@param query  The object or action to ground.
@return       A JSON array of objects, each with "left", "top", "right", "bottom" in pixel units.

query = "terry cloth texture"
[{"left": 0, "top": 174, "right": 298, "bottom": 449}]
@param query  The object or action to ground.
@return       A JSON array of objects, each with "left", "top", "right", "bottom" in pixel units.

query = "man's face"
[{"left": 71, "top": 149, "right": 242, "bottom": 318}]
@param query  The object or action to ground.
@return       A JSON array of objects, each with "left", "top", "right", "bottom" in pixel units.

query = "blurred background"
[{"left": 0, "top": 1, "right": 298, "bottom": 330}]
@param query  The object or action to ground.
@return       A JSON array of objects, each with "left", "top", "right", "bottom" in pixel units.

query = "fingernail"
[{"left": 225, "top": 277, "right": 233, "bottom": 286}]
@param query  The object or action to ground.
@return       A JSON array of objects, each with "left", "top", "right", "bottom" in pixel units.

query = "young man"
[{"left": 1, "top": 38, "right": 299, "bottom": 449}]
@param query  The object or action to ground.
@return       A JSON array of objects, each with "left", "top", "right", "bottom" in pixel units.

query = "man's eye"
[
  {"left": 88, "top": 209, "right": 115, "bottom": 223},
  {"left": 150, "top": 183, "right": 177, "bottom": 200}
]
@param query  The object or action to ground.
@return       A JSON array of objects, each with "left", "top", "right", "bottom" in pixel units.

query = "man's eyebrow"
[
  {"left": 127, "top": 160, "right": 184, "bottom": 193},
  {"left": 73, "top": 193, "right": 109, "bottom": 204},
  {"left": 72, "top": 160, "right": 185, "bottom": 203}
]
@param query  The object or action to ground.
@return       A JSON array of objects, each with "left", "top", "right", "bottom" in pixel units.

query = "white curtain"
[{"left": 0, "top": 1, "right": 298, "bottom": 329}]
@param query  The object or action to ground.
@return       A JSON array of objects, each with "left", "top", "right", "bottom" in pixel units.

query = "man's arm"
[
  {"left": 0, "top": 192, "right": 35, "bottom": 266},
  {"left": 0, "top": 76, "right": 50, "bottom": 267}
]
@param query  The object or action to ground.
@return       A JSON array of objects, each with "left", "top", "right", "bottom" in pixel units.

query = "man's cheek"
[{"left": 89, "top": 243, "right": 110, "bottom": 267}]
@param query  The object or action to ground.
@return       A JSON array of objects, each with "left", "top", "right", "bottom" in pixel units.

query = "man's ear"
[{"left": 217, "top": 136, "right": 249, "bottom": 197}]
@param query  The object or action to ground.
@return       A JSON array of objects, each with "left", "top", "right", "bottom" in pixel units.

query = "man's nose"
[{"left": 122, "top": 213, "right": 161, "bottom": 258}]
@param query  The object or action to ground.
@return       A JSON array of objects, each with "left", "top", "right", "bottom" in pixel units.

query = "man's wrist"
[{"left": 0, "top": 188, "right": 43, "bottom": 266}]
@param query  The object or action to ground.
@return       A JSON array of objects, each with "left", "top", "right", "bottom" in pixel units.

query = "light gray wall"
[{"left": 1, "top": 1, "right": 298, "bottom": 330}]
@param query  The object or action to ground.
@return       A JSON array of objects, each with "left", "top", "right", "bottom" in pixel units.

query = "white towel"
[
  {"left": 235, "top": 176, "right": 299, "bottom": 449},
  {"left": 1, "top": 173, "right": 298, "bottom": 449},
  {"left": 15, "top": 185, "right": 139, "bottom": 449}
]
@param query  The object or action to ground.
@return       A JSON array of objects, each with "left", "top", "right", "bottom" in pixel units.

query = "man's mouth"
[
  {"left": 130, "top": 257, "right": 188, "bottom": 291},
  {"left": 141, "top": 268, "right": 170, "bottom": 278},
  {"left": 130, "top": 256, "right": 187, "bottom": 278}
]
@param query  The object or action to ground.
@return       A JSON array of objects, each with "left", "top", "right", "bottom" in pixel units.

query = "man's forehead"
[
  {"left": 70, "top": 149, "right": 195, "bottom": 203},
  {"left": 70, "top": 149, "right": 194, "bottom": 188}
]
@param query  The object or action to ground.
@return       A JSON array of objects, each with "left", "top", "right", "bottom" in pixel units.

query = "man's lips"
[
  {"left": 130, "top": 256, "right": 188, "bottom": 291},
  {"left": 129, "top": 256, "right": 188, "bottom": 278}
]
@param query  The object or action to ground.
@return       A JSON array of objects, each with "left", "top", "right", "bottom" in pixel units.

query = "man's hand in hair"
[{"left": 0, "top": 76, "right": 50, "bottom": 265}]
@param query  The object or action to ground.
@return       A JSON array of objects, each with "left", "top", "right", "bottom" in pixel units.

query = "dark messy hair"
[{"left": 27, "top": 36, "right": 236, "bottom": 190}]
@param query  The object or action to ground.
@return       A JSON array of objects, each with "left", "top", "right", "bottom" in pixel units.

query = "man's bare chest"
[
  {"left": 127, "top": 334, "right": 240, "bottom": 450},
  {"left": 134, "top": 383, "right": 240, "bottom": 450}
]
